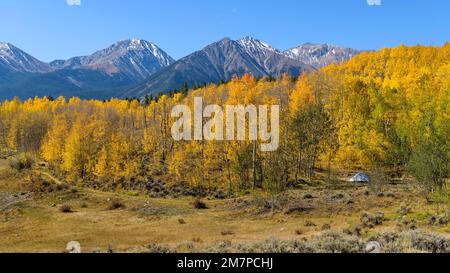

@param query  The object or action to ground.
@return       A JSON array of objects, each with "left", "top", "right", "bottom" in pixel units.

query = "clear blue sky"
[{"left": 0, "top": 0, "right": 449, "bottom": 62}]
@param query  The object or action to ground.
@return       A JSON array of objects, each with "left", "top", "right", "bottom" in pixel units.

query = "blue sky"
[{"left": 0, "top": 0, "right": 449, "bottom": 61}]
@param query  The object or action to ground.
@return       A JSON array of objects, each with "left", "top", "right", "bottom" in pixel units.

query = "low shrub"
[
  {"left": 397, "top": 203, "right": 412, "bottom": 215},
  {"left": 321, "top": 224, "right": 331, "bottom": 231},
  {"left": 428, "top": 214, "right": 449, "bottom": 226},
  {"left": 256, "top": 238, "right": 314, "bottom": 253},
  {"left": 60, "top": 204, "right": 73, "bottom": 213},
  {"left": 108, "top": 199, "right": 125, "bottom": 210},
  {"left": 343, "top": 225, "right": 363, "bottom": 237},
  {"left": 386, "top": 192, "right": 396, "bottom": 198},
  {"left": 400, "top": 218, "right": 417, "bottom": 230},
  {"left": 146, "top": 243, "right": 175, "bottom": 253},
  {"left": 295, "top": 229, "right": 305, "bottom": 235},
  {"left": 192, "top": 237, "right": 203, "bottom": 243},
  {"left": 192, "top": 198, "right": 208, "bottom": 209},
  {"left": 304, "top": 220, "right": 316, "bottom": 227},
  {"left": 8, "top": 153, "right": 34, "bottom": 171},
  {"left": 221, "top": 229, "right": 235, "bottom": 236},
  {"left": 137, "top": 231, "right": 449, "bottom": 253},
  {"left": 367, "top": 232, "right": 406, "bottom": 253},
  {"left": 360, "top": 212, "right": 384, "bottom": 228},
  {"left": 56, "top": 183, "right": 70, "bottom": 191},
  {"left": 331, "top": 193, "right": 345, "bottom": 200},
  {"left": 410, "top": 231, "right": 450, "bottom": 253},
  {"left": 22, "top": 175, "right": 54, "bottom": 193},
  {"left": 303, "top": 193, "right": 314, "bottom": 199},
  {"left": 368, "top": 231, "right": 450, "bottom": 253},
  {"left": 310, "top": 231, "right": 364, "bottom": 253}
]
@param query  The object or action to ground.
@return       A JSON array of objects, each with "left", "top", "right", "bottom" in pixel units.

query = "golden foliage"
[{"left": 0, "top": 44, "right": 448, "bottom": 191}]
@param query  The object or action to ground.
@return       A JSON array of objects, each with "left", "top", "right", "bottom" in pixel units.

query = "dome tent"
[{"left": 349, "top": 172, "right": 370, "bottom": 183}]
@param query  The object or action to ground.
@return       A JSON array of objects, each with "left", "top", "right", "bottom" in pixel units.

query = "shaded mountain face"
[
  {"left": 0, "top": 40, "right": 175, "bottom": 100},
  {"left": 49, "top": 39, "right": 175, "bottom": 83},
  {"left": 0, "top": 42, "right": 52, "bottom": 73},
  {"left": 0, "top": 69, "right": 129, "bottom": 101},
  {"left": 283, "top": 43, "right": 360, "bottom": 68},
  {"left": 122, "top": 37, "right": 313, "bottom": 98},
  {"left": 237, "top": 36, "right": 280, "bottom": 69},
  {"left": 0, "top": 38, "right": 360, "bottom": 101}
]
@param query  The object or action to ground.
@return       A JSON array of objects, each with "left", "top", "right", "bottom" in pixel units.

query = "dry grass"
[
  {"left": 221, "top": 229, "right": 235, "bottom": 236},
  {"left": 191, "top": 237, "right": 203, "bottom": 243},
  {"left": 0, "top": 160, "right": 448, "bottom": 253}
]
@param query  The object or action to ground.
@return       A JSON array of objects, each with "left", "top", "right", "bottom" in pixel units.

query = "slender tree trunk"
[
  {"left": 160, "top": 117, "right": 165, "bottom": 162},
  {"left": 295, "top": 150, "right": 302, "bottom": 182},
  {"left": 252, "top": 140, "right": 256, "bottom": 190},
  {"left": 328, "top": 150, "right": 332, "bottom": 180}
]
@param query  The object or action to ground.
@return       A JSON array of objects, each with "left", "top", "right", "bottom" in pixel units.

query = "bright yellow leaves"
[{"left": 0, "top": 43, "right": 448, "bottom": 191}]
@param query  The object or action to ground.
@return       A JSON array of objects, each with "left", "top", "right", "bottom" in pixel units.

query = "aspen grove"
[{"left": 0, "top": 44, "right": 449, "bottom": 195}]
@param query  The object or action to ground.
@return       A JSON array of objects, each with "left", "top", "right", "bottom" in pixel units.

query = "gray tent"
[{"left": 349, "top": 172, "right": 370, "bottom": 183}]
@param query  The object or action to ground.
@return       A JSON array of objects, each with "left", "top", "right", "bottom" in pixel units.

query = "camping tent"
[{"left": 349, "top": 172, "right": 370, "bottom": 183}]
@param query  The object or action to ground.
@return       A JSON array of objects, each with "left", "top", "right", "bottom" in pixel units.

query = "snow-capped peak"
[
  {"left": 126, "top": 38, "right": 147, "bottom": 50},
  {"left": 49, "top": 39, "right": 175, "bottom": 82},
  {"left": 238, "top": 36, "right": 280, "bottom": 56},
  {"left": 0, "top": 42, "right": 52, "bottom": 73},
  {"left": 283, "top": 43, "right": 360, "bottom": 68},
  {"left": 0, "top": 42, "right": 16, "bottom": 58},
  {"left": 131, "top": 38, "right": 141, "bottom": 44},
  {"left": 106, "top": 39, "right": 174, "bottom": 67},
  {"left": 0, "top": 42, "right": 11, "bottom": 51}
]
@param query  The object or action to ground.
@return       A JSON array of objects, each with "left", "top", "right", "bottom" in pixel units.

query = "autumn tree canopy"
[{"left": 0, "top": 44, "right": 448, "bottom": 193}]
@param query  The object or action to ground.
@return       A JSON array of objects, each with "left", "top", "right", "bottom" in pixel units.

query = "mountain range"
[{"left": 0, "top": 37, "right": 360, "bottom": 100}]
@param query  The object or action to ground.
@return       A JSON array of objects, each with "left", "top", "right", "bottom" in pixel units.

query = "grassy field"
[{"left": 0, "top": 157, "right": 448, "bottom": 253}]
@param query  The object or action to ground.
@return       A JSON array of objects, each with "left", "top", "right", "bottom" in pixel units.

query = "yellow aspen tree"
[
  {"left": 62, "top": 120, "right": 86, "bottom": 180},
  {"left": 94, "top": 145, "right": 109, "bottom": 180},
  {"left": 41, "top": 117, "right": 69, "bottom": 166}
]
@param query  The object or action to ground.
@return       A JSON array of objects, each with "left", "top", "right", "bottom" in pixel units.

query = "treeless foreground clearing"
[{"left": 0, "top": 160, "right": 448, "bottom": 253}]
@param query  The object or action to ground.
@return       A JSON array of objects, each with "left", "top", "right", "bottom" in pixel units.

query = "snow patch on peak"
[
  {"left": 48, "top": 39, "right": 175, "bottom": 82},
  {"left": 127, "top": 38, "right": 157, "bottom": 51},
  {"left": 235, "top": 36, "right": 286, "bottom": 74},
  {"left": 0, "top": 42, "right": 52, "bottom": 73},
  {"left": 238, "top": 36, "right": 280, "bottom": 55},
  {"left": 0, "top": 42, "right": 11, "bottom": 50},
  {"left": 283, "top": 43, "right": 360, "bottom": 68},
  {"left": 131, "top": 38, "right": 141, "bottom": 44}
]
